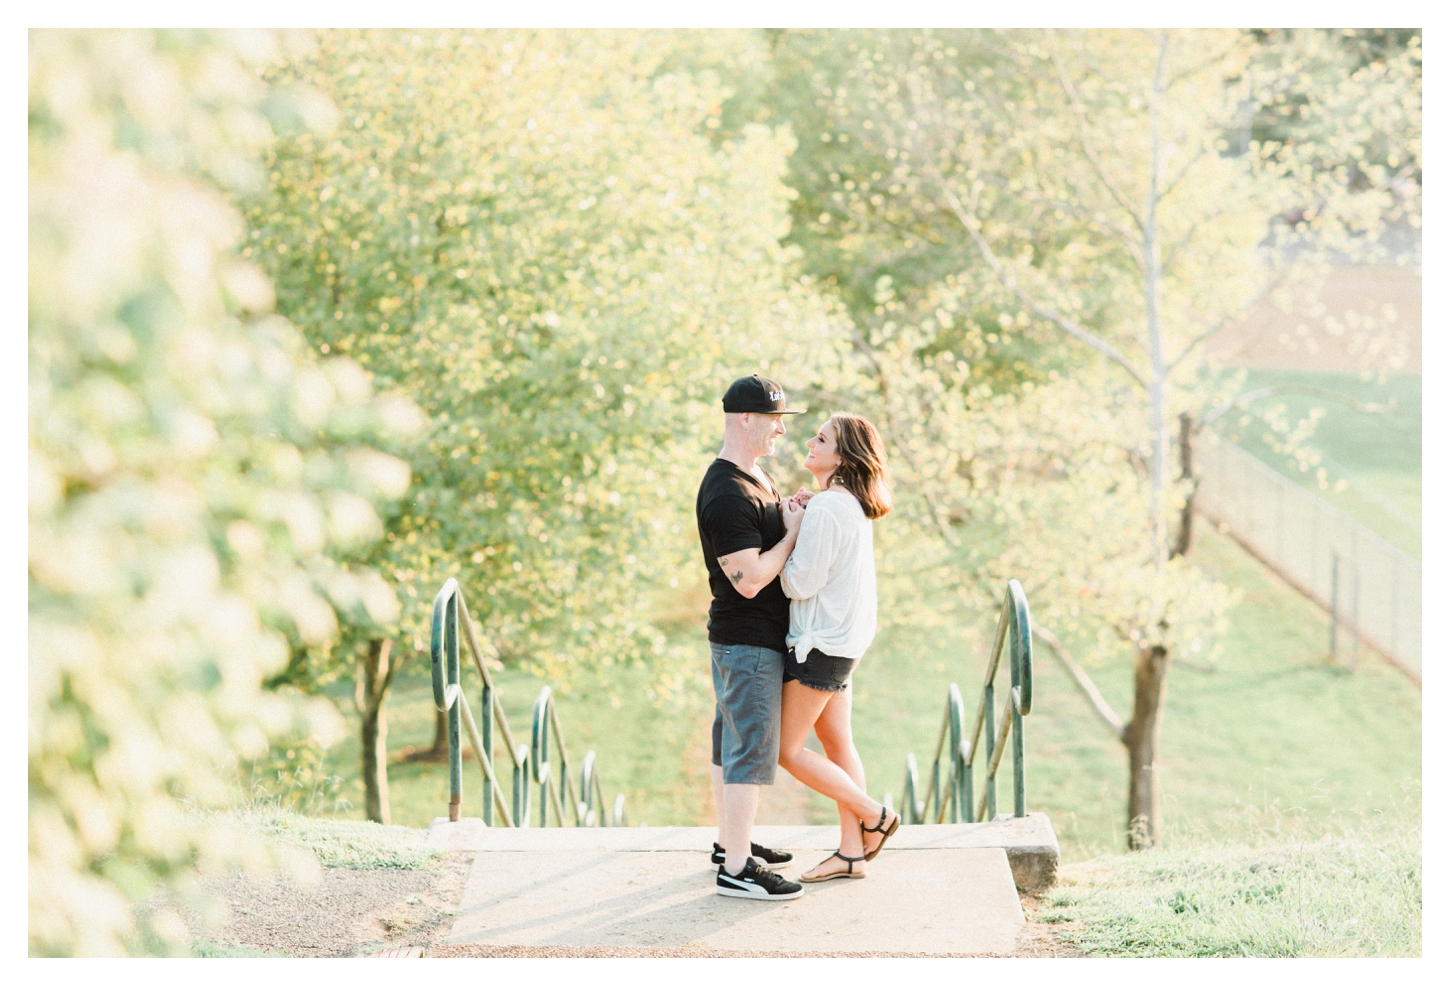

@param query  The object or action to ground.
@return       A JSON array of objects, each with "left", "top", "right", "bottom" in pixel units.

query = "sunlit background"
[{"left": 29, "top": 28, "right": 1420, "bottom": 956}]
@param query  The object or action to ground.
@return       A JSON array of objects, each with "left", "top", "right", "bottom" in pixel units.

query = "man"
[{"left": 696, "top": 374, "right": 809, "bottom": 900}]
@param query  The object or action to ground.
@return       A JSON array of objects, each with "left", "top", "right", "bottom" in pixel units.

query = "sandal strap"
[
  {"left": 831, "top": 850, "right": 866, "bottom": 874},
  {"left": 863, "top": 806, "right": 891, "bottom": 833}
]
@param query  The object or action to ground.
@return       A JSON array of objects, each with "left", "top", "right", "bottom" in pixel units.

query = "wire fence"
[{"left": 1193, "top": 433, "right": 1421, "bottom": 682}]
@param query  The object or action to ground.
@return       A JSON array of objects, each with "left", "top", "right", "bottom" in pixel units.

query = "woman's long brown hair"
[{"left": 827, "top": 413, "right": 892, "bottom": 519}]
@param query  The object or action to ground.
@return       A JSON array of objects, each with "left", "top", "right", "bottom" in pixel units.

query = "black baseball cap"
[{"left": 722, "top": 374, "right": 807, "bottom": 415}]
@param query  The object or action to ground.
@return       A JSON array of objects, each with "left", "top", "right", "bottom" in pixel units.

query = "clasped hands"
[{"left": 780, "top": 487, "right": 815, "bottom": 532}]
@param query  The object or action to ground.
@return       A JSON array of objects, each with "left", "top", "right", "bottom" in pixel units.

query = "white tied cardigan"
[{"left": 780, "top": 489, "right": 877, "bottom": 662}]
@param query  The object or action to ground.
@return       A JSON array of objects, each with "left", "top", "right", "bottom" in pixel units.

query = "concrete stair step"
[
  {"left": 427, "top": 815, "right": 1059, "bottom": 956},
  {"left": 427, "top": 812, "right": 1059, "bottom": 891}
]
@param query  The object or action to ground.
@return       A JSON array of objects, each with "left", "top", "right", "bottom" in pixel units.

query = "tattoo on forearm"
[{"left": 730, "top": 570, "right": 744, "bottom": 585}]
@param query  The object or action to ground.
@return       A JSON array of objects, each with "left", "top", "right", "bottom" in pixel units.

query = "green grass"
[
  {"left": 295, "top": 521, "right": 1419, "bottom": 867},
  {"left": 303, "top": 657, "right": 715, "bottom": 831},
  {"left": 831, "top": 524, "right": 1421, "bottom": 861},
  {"left": 230, "top": 807, "right": 443, "bottom": 869},
  {"left": 1040, "top": 804, "right": 1421, "bottom": 956},
  {"left": 1218, "top": 369, "right": 1421, "bottom": 557},
  {"left": 193, "top": 941, "right": 289, "bottom": 958}
]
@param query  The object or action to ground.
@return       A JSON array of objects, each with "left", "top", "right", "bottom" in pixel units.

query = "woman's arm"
[
  {"left": 780, "top": 499, "right": 841, "bottom": 600},
  {"left": 715, "top": 498, "right": 805, "bottom": 599}
]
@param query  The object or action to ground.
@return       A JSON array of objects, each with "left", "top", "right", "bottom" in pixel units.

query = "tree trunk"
[
  {"left": 1171, "top": 410, "right": 1197, "bottom": 559},
  {"left": 396, "top": 706, "right": 469, "bottom": 764},
  {"left": 357, "top": 638, "right": 400, "bottom": 825},
  {"left": 1124, "top": 644, "right": 1170, "bottom": 849}
]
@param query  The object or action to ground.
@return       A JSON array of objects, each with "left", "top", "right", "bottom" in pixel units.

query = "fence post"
[
  {"left": 481, "top": 681, "right": 494, "bottom": 825},
  {"left": 1350, "top": 554, "right": 1361, "bottom": 670},
  {"left": 513, "top": 745, "right": 530, "bottom": 828},
  {"left": 983, "top": 682, "right": 996, "bottom": 822},
  {"left": 963, "top": 754, "right": 974, "bottom": 826},
  {"left": 1311, "top": 500, "right": 1319, "bottom": 593},
  {"left": 1011, "top": 696, "right": 1026, "bottom": 819},
  {"left": 930, "top": 759, "right": 941, "bottom": 824},
  {"left": 1199, "top": 438, "right": 1420, "bottom": 678},
  {"left": 1391, "top": 556, "right": 1400, "bottom": 658},
  {"left": 1329, "top": 551, "right": 1340, "bottom": 662},
  {"left": 1276, "top": 479, "right": 1285, "bottom": 561},
  {"left": 949, "top": 697, "right": 963, "bottom": 823},
  {"left": 1351, "top": 528, "right": 1361, "bottom": 669},
  {"left": 447, "top": 595, "right": 462, "bottom": 822}
]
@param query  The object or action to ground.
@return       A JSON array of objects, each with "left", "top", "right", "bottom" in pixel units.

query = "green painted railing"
[
  {"left": 889, "top": 579, "right": 1035, "bottom": 824},
  {"left": 430, "top": 578, "right": 626, "bottom": 827}
]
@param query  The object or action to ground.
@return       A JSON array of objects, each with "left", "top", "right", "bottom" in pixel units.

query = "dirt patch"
[
  {"left": 191, "top": 852, "right": 471, "bottom": 957},
  {"left": 1205, "top": 264, "right": 1420, "bottom": 373},
  {"left": 1014, "top": 890, "right": 1084, "bottom": 957},
  {"left": 428, "top": 943, "right": 1049, "bottom": 957}
]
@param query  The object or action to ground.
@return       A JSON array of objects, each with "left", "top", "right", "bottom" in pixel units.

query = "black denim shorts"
[{"left": 783, "top": 647, "right": 859, "bottom": 693}]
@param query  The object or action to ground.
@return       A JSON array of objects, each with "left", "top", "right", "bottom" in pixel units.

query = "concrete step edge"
[{"left": 426, "top": 811, "right": 1059, "bottom": 890}]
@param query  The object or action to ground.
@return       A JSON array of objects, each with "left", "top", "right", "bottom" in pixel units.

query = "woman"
[{"left": 778, "top": 412, "right": 899, "bottom": 882}]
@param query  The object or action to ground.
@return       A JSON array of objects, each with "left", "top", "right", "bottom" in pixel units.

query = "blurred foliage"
[
  {"left": 764, "top": 30, "right": 1073, "bottom": 397},
  {"left": 245, "top": 29, "right": 838, "bottom": 687},
  {"left": 1246, "top": 28, "right": 1421, "bottom": 210},
  {"left": 28, "top": 29, "right": 417, "bottom": 955},
  {"left": 27, "top": 26, "right": 1420, "bottom": 952},
  {"left": 242, "top": 733, "right": 352, "bottom": 817}
]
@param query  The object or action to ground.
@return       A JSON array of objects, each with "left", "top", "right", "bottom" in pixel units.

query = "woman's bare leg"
[
  {"left": 799, "top": 685, "right": 872, "bottom": 879},
  {"left": 778, "top": 681, "right": 881, "bottom": 824},
  {"left": 816, "top": 686, "right": 868, "bottom": 847},
  {"left": 780, "top": 680, "right": 894, "bottom": 880}
]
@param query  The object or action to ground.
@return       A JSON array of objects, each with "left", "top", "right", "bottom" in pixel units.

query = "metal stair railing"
[
  {"left": 888, "top": 579, "right": 1035, "bottom": 825},
  {"left": 430, "top": 577, "right": 626, "bottom": 827}
]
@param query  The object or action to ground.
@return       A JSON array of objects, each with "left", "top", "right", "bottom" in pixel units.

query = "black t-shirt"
[{"left": 695, "top": 458, "right": 791, "bottom": 650}]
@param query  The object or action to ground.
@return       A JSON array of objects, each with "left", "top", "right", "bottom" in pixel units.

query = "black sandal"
[
  {"left": 799, "top": 851, "right": 867, "bottom": 882},
  {"left": 861, "top": 806, "right": 900, "bottom": 862}
]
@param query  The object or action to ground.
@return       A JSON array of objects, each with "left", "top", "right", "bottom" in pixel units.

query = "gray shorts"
[{"left": 709, "top": 642, "right": 785, "bottom": 785}]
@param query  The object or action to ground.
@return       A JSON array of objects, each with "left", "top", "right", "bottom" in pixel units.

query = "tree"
[
  {"left": 244, "top": 29, "right": 833, "bottom": 821},
  {"left": 764, "top": 28, "right": 1418, "bottom": 847},
  {"left": 29, "top": 29, "right": 416, "bottom": 953}
]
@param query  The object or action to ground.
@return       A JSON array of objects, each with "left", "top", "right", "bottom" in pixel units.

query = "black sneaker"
[
  {"left": 710, "top": 841, "right": 794, "bottom": 871},
  {"left": 716, "top": 858, "right": 804, "bottom": 900}
]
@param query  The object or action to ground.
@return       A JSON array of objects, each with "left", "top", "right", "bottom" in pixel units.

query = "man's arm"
[{"left": 716, "top": 499, "right": 804, "bottom": 599}]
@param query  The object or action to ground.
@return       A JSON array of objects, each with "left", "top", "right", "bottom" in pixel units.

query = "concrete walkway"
[{"left": 428, "top": 820, "right": 1055, "bottom": 956}]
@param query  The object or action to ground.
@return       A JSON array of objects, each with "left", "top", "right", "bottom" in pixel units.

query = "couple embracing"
[{"left": 697, "top": 374, "right": 900, "bottom": 901}]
